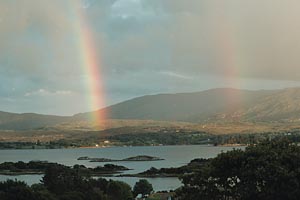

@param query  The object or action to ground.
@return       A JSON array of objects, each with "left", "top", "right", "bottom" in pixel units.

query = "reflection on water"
[{"left": 0, "top": 145, "right": 244, "bottom": 191}]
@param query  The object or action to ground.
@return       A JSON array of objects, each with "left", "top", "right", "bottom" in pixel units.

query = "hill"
[
  {"left": 233, "top": 88, "right": 300, "bottom": 122},
  {"left": 0, "top": 111, "right": 72, "bottom": 130},
  {"left": 82, "top": 88, "right": 281, "bottom": 122},
  {"left": 2, "top": 88, "right": 300, "bottom": 131}
]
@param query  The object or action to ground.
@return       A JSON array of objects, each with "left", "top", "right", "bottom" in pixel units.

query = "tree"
[
  {"left": 133, "top": 179, "right": 153, "bottom": 197},
  {"left": 176, "top": 138, "right": 300, "bottom": 200},
  {"left": 0, "top": 180, "right": 36, "bottom": 200},
  {"left": 31, "top": 184, "right": 56, "bottom": 200},
  {"left": 0, "top": 170, "right": 133, "bottom": 200},
  {"left": 107, "top": 180, "right": 133, "bottom": 200},
  {"left": 59, "top": 192, "right": 85, "bottom": 200},
  {"left": 42, "top": 165, "right": 90, "bottom": 195}
]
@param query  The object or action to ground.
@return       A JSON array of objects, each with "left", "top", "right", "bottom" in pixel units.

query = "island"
[
  {"left": 0, "top": 161, "right": 130, "bottom": 176},
  {"left": 78, "top": 155, "right": 164, "bottom": 162},
  {"left": 123, "top": 155, "right": 164, "bottom": 161},
  {"left": 119, "top": 158, "right": 209, "bottom": 178}
]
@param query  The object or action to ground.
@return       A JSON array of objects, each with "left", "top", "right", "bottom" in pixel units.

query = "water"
[{"left": 0, "top": 145, "right": 243, "bottom": 191}]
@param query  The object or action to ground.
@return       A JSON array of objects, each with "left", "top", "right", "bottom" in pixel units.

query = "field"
[{"left": 1, "top": 119, "right": 300, "bottom": 148}]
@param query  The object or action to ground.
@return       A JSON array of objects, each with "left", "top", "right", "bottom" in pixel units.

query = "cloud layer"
[{"left": 1, "top": 0, "right": 300, "bottom": 114}]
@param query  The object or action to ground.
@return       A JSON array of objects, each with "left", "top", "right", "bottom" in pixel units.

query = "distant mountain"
[
  {"left": 236, "top": 88, "right": 300, "bottom": 122},
  {"left": 2, "top": 88, "right": 300, "bottom": 131},
  {"left": 0, "top": 111, "right": 72, "bottom": 130},
  {"left": 85, "top": 89, "right": 276, "bottom": 122},
  {"left": 85, "top": 88, "right": 280, "bottom": 122}
]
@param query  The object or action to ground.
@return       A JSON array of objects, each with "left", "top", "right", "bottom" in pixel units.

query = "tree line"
[
  {"left": 0, "top": 164, "right": 153, "bottom": 200},
  {"left": 176, "top": 138, "right": 300, "bottom": 200}
]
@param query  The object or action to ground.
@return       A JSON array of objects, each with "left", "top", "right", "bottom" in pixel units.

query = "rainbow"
[
  {"left": 214, "top": 13, "right": 245, "bottom": 117},
  {"left": 70, "top": 1, "right": 107, "bottom": 126},
  {"left": 216, "top": 16, "right": 242, "bottom": 88}
]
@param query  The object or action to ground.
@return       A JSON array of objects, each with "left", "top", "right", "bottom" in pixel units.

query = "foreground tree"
[
  {"left": 107, "top": 180, "right": 133, "bottom": 200},
  {"left": 176, "top": 138, "right": 300, "bottom": 200},
  {"left": 133, "top": 179, "right": 153, "bottom": 197},
  {"left": 0, "top": 162, "right": 136, "bottom": 200},
  {"left": 0, "top": 180, "right": 36, "bottom": 200}
]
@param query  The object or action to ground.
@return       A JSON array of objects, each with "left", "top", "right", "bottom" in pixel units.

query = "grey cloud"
[
  {"left": 99, "top": 0, "right": 300, "bottom": 81},
  {"left": 2, "top": 0, "right": 300, "bottom": 115}
]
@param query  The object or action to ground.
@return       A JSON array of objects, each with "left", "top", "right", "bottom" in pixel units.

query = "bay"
[{"left": 0, "top": 145, "right": 243, "bottom": 191}]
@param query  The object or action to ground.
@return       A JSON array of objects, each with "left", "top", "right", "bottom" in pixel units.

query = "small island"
[
  {"left": 0, "top": 161, "right": 130, "bottom": 176},
  {"left": 78, "top": 157, "right": 114, "bottom": 162},
  {"left": 119, "top": 158, "right": 209, "bottom": 178},
  {"left": 123, "top": 155, "right": 164, "bottom": 161},
  {"left": 78, "top": 155, "right": 164, "bottom": 162}
]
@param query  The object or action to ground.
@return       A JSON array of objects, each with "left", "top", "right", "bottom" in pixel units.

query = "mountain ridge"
[
  {"left": 1, "top": 87, "right": 300, "bottom": 130},
  {"left": 89, "top": 88, "right": 280, "bottom": 122}
]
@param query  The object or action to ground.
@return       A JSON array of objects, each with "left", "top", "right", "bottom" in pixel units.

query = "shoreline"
[
  {"left": 0, "top": 171, "right": 180, "bottom": 178},
  {"left": 0, "top": 143, "right": 250, "bottom": 151}
]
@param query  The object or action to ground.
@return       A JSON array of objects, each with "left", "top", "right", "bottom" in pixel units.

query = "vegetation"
[
  {"left": 3, "top": 126, "right": 300, "bottom": 150},
  {"left": 176, "top": 138, "right": 300, "bottom": 200},
  {"left": 0, "top": 141, "right": 80, "bottom": 150},
  {"left": 0, "top": 161, "right": 130, "bottom": 175},
  {"left": 133, "top": 179, "right": 153, "bottom": 197},
  {"left": 0, "top": 165, "right": 134, "bottom": 200},
  {"left": 130, "top": 158, "right": 209, "bottom": 177},
  {"left": 79, "top": 155, "right": 164, "bottom": 162},
  {"left": 109, "top": 132, "right": 212, "bottom": 146},
  {"left": 2, "top": 138, "right": 300, "bottom": 199},
  {"left": 147, "top": 192, "right": 175, "bottom": 200},
  {"left": 109, "top": 131, "right": 300, "bottom": 147}
]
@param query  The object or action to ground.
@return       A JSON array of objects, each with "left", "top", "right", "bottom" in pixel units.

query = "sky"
[{"left": 1, "top": 0, "right": 300, "bottom": 115}]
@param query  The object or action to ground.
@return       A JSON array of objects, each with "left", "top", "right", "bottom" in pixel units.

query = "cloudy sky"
[{"left": 1, "top": 0, "right": 300, "bottom": 115}]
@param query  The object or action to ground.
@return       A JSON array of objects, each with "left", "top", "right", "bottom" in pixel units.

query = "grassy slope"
[
  {"left": 1, "top": 119, "right": 300, "bottom": 142},
  {"left": 2, "top": 88, "right": 300, "bottom": 142}
]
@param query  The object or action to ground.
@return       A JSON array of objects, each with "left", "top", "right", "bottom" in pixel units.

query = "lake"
[{"left": 0, "top": 145, "right": 243, "bottom": 191}]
